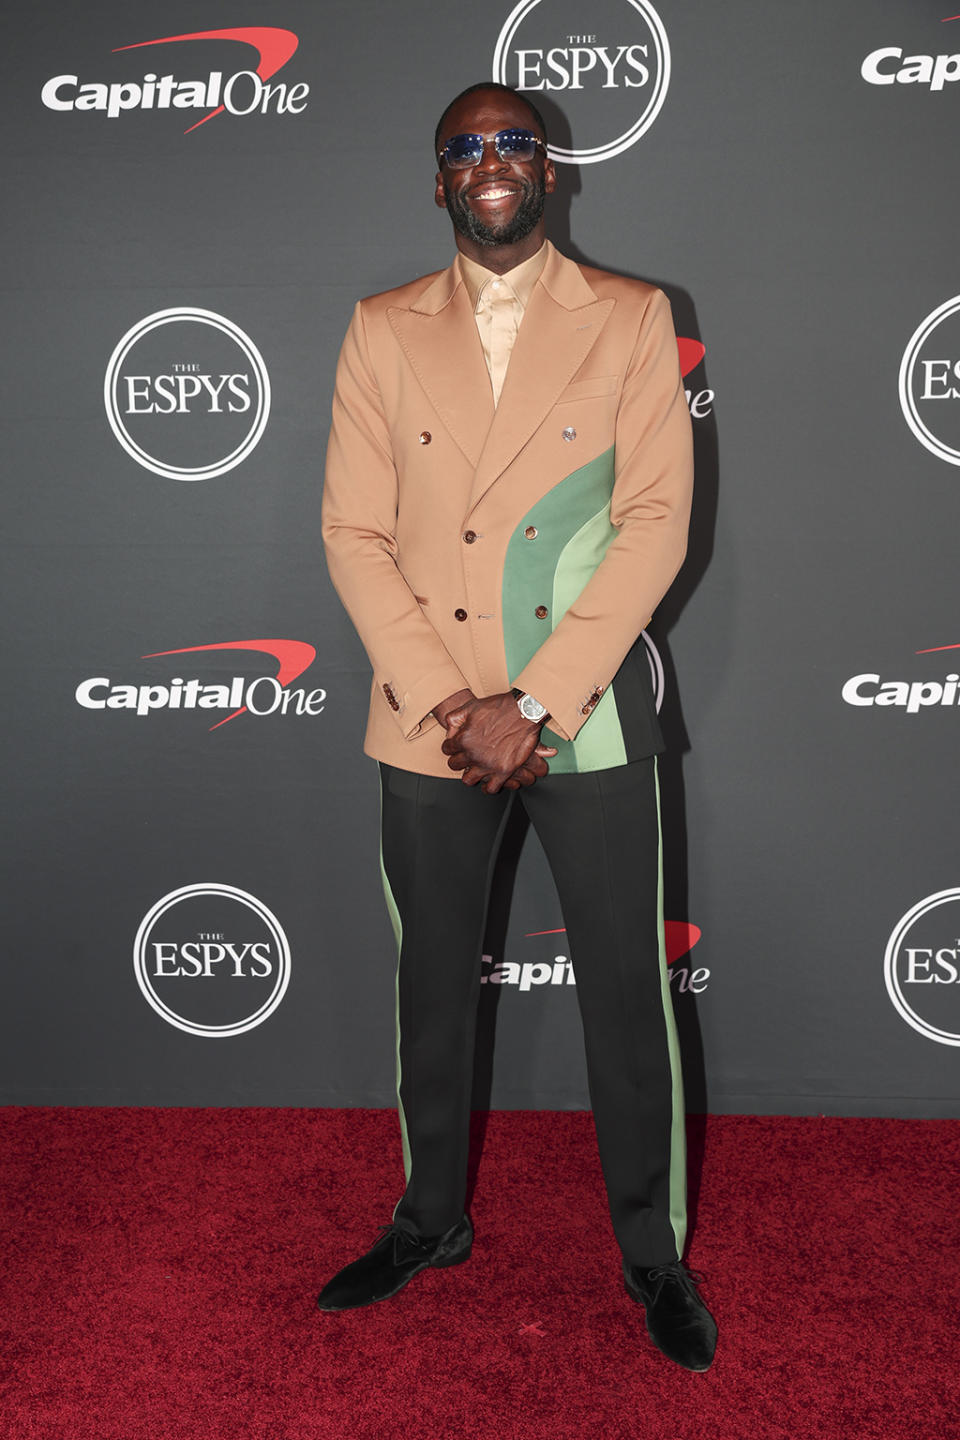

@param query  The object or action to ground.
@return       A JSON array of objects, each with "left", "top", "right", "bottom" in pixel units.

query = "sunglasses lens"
[
  {"left": 497, "top": 129, "right": 537, "bottom": 161},
  {"left": 444, "top": 134, "right": 484, "bottom": 168}
]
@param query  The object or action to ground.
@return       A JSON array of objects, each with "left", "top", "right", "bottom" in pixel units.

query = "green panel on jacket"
[{"left": 502, "top": 446, "right": 628, "bottom": 774}]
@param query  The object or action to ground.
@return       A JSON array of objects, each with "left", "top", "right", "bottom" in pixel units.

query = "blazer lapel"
[
  {"left": 466, "top": 246, "right": 614, "bottom": 513},
  {"left": 387, "top": 264, "right": 494, "bottom": 470}
]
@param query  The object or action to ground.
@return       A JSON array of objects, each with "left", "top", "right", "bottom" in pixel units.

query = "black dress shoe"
[
  {"left": 623, "top": 1259, "right": 718, "bottom": 1371},
  {"left": 317, "top": 1215, "right": 473, "bottom": 1311}
]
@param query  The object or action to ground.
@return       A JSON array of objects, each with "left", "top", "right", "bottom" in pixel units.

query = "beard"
[{"left": 443, "top": 173, "right": 546, "bottom": 248}]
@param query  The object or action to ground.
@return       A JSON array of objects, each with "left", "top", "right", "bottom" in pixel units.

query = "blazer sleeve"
[
  {"left": 322, "top": 301, "right": 471, "bottom": 738},
  {"left": 511, "top": 288, "right": 693, "bottom": 742}
]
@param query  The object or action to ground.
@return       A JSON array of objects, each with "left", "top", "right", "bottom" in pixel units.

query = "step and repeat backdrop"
[{"left": 3, "top": 1, "right": 958, "bottom": 1114}]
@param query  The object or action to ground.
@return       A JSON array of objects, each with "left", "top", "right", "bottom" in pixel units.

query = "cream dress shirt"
[{"left": 457, "top": 243, "right": 548, "bottom": 406}]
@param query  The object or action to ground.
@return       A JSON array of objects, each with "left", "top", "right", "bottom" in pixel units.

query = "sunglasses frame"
[{"left": 437, "top": 128, "right": 548, "bottom": 169}]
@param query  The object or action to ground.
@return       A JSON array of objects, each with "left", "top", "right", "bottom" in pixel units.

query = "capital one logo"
[
  {"left": 483, "top": 920, "right": 708, "bottom": 991},
  {"left": 41, "top": 28, "right": 308, "bottom": 133},
  {"left": 678, "top": 337, "right": 713, "bottom": 421},
  {"left": 493, "top": 0, "right": 670, "bottom": 164},
  {"left": 134, "top": 884, "right": 291, "bottom": 1037},
  {"left": 104, "top": 309, "right": 270, "bottom": 481},
  {"left": 842, "top": 641, "right": 960, "bottom": 714},
  {"left": 75, "top": 639, "right": 324, "bottom": 730},
  {"left": 899, "top": 297, "right": 960, "bottom": 467},
  {"left": 885, "top": 889, "right": 960, "bottom": 1046},
  {"left": 861, "top": 15, "right": 960, "bottom": 94}
]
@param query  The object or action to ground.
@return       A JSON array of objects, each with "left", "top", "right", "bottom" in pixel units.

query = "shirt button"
[
  {"left": 561, "top": 426, "right": 576, "bottom": 443},
  {"left": 419, "top": 430, "right": 432, "bottom": 445},
  {"left": 463, "top": 530, "right": 477, "bottom": 544},
  {"left": 454, "top": 608, "right": 468, "bottom": 622},
  {"left": 535, "top": 605, "right": 548, "bottom": 620},
  {"left": 524, "top": 526, "right": 538, "bottom": 540}
]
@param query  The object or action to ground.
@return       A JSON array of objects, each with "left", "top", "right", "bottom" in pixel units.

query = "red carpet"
[{"left": 2, "top": 1109, "right": 957, "bottom": 1440}]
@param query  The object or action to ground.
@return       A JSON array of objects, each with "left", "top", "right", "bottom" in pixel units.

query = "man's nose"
[{"left": 473, "top": 139, "right": 509, "bottom": 173}]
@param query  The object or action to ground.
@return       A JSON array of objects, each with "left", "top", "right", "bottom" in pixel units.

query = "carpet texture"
[{"left": 1, "top": 1108, "right": 957, "bottom": 1440}]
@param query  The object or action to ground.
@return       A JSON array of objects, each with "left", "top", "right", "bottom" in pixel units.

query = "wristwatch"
[{"left": 512, "top": 688, "right": 549, "bottom": 724}]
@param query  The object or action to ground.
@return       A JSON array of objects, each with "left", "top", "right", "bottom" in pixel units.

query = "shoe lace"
[
  {"left": 646, "top": 1261, "right": 707, "bottom": 1295},
  {"left": 377, "top": 1222, "right": 429, "bottom": 1258}
]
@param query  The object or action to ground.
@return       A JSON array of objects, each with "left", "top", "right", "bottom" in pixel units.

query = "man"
[{"left": 318, "top": 81, "right": 716, "bottom": 1372}]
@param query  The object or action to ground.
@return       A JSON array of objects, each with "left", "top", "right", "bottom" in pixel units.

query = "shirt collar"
[{"left": 457, "top": 241, "right": 549, "bottom": 313}]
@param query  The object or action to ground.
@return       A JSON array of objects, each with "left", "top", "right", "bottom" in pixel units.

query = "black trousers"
[{"left": 378, "top": 756, "right": 686, "bottom": 1268}]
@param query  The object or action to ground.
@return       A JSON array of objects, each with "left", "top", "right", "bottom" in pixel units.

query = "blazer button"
[
  {"left": 561, "top": 426, "right": 576, "bottom": 442},
  {"left": 524, "top": 526, "right": 538, "bottom": 540},
  {"left": 419, "top": 430, "right": 432, "bottom": 445},
  {"left": 463, "top": 530, "right": 477, "bottom": 544},
  {"left": 454, "top": 608, "right": 468, "bottom": 621},
  {"left": 535, "top": 605, "right": 548, "bottom": 620}
]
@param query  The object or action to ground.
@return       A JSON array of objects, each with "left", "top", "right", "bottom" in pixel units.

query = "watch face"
[{"left": 519, "top": 694, "right": 546, "bottom": 721}]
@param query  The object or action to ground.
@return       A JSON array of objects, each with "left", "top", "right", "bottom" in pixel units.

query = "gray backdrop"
[{"left": 3, "top": 1, "right": 959, "bottom": 1115}]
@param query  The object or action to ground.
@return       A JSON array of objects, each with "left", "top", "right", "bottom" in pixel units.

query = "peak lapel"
[
  {"left": 467, "top": 252, "right": 614, "bottom": 513},
  {"left": 387, "top": 265, "right": 494, "bottom": 470}
]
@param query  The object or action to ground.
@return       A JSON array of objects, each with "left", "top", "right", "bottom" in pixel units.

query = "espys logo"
[
  {"left": 899, "top": 296, "right": 960, "bottom": 468},
  {"left": 75, "top": 639, "right": 324, "bottom": 730},
  {"left": 134, "top": 883, "right": 291, "bottom": 1037},
  {"left": 678, "top": 337, "right": 713, "bottom": 421},
  {"left": 842, "top": 641, "right": 960, "bottom": 714},
  {"left": 104, "top": 308, "right": 270, "bottom": 481},
  {"left": 641, "top": 629, "right": 664, "bottom": 713},
  {"left": 861, "top": 15, "right": 960, "bottom": 93},
  {"left": 483, "top": 921, "right": 708, "bottom": 992},
  {"left": 493, "top": 0, "right": 670, "bottom": 164},
  {"left": 885, "top": 889, "right": 960, "bottom": 1046},
  {"left": 41, "top": 28, "right": 308, "bottom": 133}
]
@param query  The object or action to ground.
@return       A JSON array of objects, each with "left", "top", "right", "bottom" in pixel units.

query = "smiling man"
[{"left": 319, "top": 82, "right": 716, "bottom": 1372}]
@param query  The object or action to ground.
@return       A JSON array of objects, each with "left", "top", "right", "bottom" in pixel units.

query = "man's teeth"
[{"left": 476, "top": 188, "right": 514, "bottom": 199}]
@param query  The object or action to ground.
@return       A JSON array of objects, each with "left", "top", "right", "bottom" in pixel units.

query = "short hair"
[{"left": 434, "top": 83, "right": 548, "bottom": 159}]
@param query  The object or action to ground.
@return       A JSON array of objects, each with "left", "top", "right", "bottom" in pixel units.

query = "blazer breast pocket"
[{"left": 557, "top": 375, "right": 620, "bottom": 402}]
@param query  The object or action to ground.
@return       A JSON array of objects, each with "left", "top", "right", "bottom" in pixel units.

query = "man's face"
[{"left": 434, "top": 90, "right": 556, "bottom": 249}]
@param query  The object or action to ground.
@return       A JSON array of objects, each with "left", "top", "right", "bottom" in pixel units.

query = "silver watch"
[{"left": 515, "top": 691, "right": 548, "bottom": 723}]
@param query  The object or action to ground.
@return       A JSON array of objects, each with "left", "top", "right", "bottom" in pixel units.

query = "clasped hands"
[{"left": 433, "top": 689, "right": 557, "bottom": 794}]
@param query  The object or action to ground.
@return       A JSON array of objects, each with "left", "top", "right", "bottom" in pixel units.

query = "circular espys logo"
[
  {"left": 493, "top": 0, "right": 670, "bottom": 165},
  {"left": 133, "top": 883, "right": 291, "bottom": 1037},
  {"left": 899, "top": 296, "right": 960, "bottom": 468},
  {"left": 884, "top": 888, "right": 960, "bottom": 1047},
  {"left": 642, "top": 628, "right": 664, "bottom": 712},
  {"left": 104, "top": 308, "right": 270, "bottom": 481}
]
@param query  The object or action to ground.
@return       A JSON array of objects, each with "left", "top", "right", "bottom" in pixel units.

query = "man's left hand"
[{"left": 440, "top": 692, "right": 558, "bottom": 794}]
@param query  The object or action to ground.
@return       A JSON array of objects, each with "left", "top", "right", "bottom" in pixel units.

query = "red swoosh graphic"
[
  {"left": 664, "top": 922, "right": 702, "bottom": 965},
  {"left": 677, "top": 338, "right": 706, "bottom": 379},
  {"left": 524, "top": 921, "right": 702, "bottom": 966},
  {"left": 141, "top": 639, "right": 316, "bottom": 730},
  {"left": 113, "top": 27, "right": 299, "bottom": 133},
  {"left": 915, "top": 642, "right": 960, "bottom": 653}
]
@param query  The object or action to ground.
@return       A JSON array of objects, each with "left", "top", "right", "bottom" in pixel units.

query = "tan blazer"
[{"left": 322, "top": 242, "right": 693, "bottom": 779}]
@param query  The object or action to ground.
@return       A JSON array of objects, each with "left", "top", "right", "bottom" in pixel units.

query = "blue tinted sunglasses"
[{"left": 437, "top": 128, "right": 548, "bottom": 169}]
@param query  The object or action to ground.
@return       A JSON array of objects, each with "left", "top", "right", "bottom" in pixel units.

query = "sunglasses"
[{"left": 437, "top": 128, "right": 548, "bottom": 169}]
